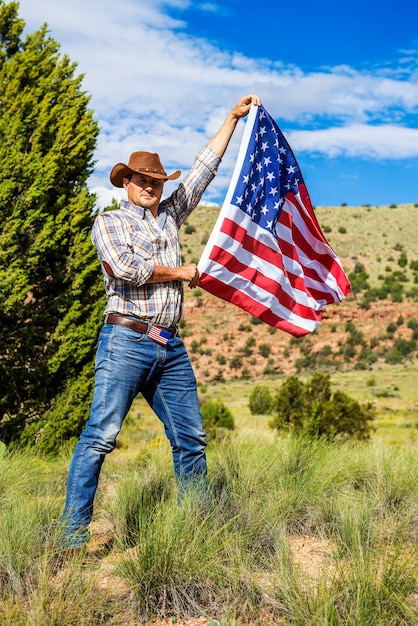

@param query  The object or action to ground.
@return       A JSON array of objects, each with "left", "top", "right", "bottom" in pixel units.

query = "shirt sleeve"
[
  {"left": 92, "top": 211, "right": 154, "bottom": 286},
  {"left": 161, "top": 146, "right": 221, "bottom": 227}
]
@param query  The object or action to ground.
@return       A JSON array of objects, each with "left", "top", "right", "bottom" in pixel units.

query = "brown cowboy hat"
[{"left": 110, "top": 151, "right": 181, "bottom": 188}]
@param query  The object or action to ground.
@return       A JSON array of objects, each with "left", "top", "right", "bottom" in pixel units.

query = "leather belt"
[{"left": 105, "top": 314, "right": 177, "bottom": 338}]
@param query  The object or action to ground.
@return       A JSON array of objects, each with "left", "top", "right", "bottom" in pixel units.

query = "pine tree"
[{"left": 0, "top": 2, "right": 104, "bottom": 453}]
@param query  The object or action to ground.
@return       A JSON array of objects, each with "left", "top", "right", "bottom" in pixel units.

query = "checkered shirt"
[{"left": 92, "top": 146, "right": 221, "bottom": 327}]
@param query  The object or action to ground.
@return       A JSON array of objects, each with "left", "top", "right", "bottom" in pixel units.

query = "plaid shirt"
[{"left": 92, "top": 146, "right": 221, "bottom": 327}]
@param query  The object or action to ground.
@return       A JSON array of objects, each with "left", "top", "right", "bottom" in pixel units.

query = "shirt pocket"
[{"left": 129, "top": 229, "right": 155, "bottom": 261}]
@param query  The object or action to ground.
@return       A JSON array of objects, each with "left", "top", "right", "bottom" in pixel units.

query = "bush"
[
  {"left": 398, "top": 252, "right": 408, "bottom": 268},
  {"left": 201, "top": 398, "right": 235, "bottom": 443},
  {"left": 249, "top": 385, "right": 273, "bottom": 415},
  {"left": 184, "top": 223, "right": 196, "bottom": 234},
  {"left": 270, "top": 373, "right": 375, "bottom": 441},
  {"left": 229, "top": 356, "right": 243, "bottom": 369},
  {"left": 407, "top": 317, "right": 418, "bottom": 330},
  {"left": 270, "top": 375, "right": 306, "bottom": 432},
  {"left": 386, "top": 322, "right": 397, "bottom": 336},
  {"left": 384, "top": 338, "right": 417, "bottom": 364},
  {"left": 306, "top": 390, "right": 375, "bottom": 441},
  {"left": 259, "top": 343, "right": 271, "bottom": 358},
  {"left": 347, "top": 263, "right": 370, "bottom": 294}
]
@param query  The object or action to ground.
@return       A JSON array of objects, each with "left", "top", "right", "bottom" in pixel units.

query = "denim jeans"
[{"left": 60, "top": 322, "right": 207, "bottom": 548}]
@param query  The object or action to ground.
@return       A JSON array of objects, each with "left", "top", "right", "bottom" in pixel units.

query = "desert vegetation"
[{"left": 0, "top": 434, "right": 417, "bottom": 625}]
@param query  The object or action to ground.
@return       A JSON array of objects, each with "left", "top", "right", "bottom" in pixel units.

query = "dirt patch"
[{"left": 288, "top": 534, "right": 335, "bottom": 582}]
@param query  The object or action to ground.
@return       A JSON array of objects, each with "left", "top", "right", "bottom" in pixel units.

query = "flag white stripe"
[
  {"left": 201, "top": 258, "right": 319, "bottom": 333},
  {"left": 280, "top": 200, "right": 347, "bottom": 298},
  {"left": 217, "top": 211, "right": 341, "bottom": 306},
  {"left": 212, "top": 213, "right": 323, "bottom": 310}
]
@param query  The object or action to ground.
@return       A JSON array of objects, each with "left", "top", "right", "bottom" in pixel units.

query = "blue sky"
[{"left": 17, "top": 0, "right": 418, "bottom": 210}]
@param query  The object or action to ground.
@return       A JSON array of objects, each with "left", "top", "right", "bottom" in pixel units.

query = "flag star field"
[{"left": 232, "top": 108, "right": 304, "bottom": 235}]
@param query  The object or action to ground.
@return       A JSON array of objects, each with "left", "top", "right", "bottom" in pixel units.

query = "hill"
[{"left": 179, "top": 203, "right": 418, "bottom": 383}]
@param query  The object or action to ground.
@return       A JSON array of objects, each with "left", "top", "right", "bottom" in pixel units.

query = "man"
[{"left": 60, "top": 94, "right": 261, "bottom": 549}]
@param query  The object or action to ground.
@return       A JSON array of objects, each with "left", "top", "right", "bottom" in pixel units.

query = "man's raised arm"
[{"left": 207, "top": 94, "right": 260, "bottom": 158}]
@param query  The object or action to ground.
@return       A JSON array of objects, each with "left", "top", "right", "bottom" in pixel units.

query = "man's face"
[{"left": 123, "top": 173, "right": 164, "bottom": 214}]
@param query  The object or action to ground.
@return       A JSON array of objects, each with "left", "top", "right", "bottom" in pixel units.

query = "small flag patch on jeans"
[{"left": 148, "top": 325, "right": 171, "bottom": 345}]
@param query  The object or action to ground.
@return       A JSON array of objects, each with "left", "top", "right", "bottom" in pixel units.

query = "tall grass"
[{"left": 0, "top": 436, "right": 416, "bottom": 624}]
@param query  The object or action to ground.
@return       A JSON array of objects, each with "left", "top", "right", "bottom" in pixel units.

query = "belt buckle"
[{"left": 148, "top": 325, "right": 171, "bottom": 345}]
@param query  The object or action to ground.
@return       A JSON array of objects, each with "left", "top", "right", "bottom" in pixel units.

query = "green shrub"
[
  {"left": 259, "top": 343, "right": 271, "bottom": 358},
  {"left": 270, "top": 375, "right": 307, "bottom": 432},
  {"left": 407, "top": 286, "right": 418, "bottom": 301},
  {"left": 201, "top": 398, "right": 235, "bottom": 442},
  {"left": 361, "top": 287, "right": 380, "bottom": 304},
  {"left": 348, "top": 273, "right": 370, "bottom": 294},
  {"left": 386, "top": 322, "right": 397, "bottom": 335},
  {"left": 384, "top": 338, "right": 417, "bottom": 364},
  {"left": 345, "top": 322, "right": 366, "bottom": 346},
  {"left": 357, "top": 348, "right": 378, "bottom": 366},
  {"left": 307, "top": 390, "right": 375, "bottom": 440},
  {"left": 238, "top": 344, "right": 253, "bottom": 357},
  {"left": 398, "top": 252, "right": 408, "bottom": 268},
  {"left": 229, "top": 356, "right": 242, "bottom": 369},
  {"left": 249, "top": 385, "right": 273, "bottom": 415},
  {"left": 407, "top": 317, "right": 418, "bottom": 330},
  {"left": 270, "top": 373, "right": 375, "bottom": 441}
]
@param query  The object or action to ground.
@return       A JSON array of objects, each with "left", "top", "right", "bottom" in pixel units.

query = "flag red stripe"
[
  {"left": 207, "top": 243, "right": 322, "bottom": 322},
  {"left": 281, "top": 191, "right": 350, "bottom": 296},
  {"left": 199, "top": 272, "right": 319, "bottom": 337},
  {"left": 219, "top": 217, "right": 343, "bottom": 302}
]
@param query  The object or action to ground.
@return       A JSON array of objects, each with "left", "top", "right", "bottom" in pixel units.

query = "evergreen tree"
[{"left": 0, "top": 1, "right": 104, "bottom": 453}]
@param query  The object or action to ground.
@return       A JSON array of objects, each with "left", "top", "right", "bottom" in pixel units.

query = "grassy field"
[
  {"left": 0, "top": 435, "right": 417, "bottom": 625},
  {"left": 1, "top": 363, "right": 417, "bottom": 625},
  {"left": 114, "top": 361, "right": 418, "bottom": 462}
]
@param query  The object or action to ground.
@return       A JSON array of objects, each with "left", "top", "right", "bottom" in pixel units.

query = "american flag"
[
  {"left": 198, "top": 104, "right": 350, "bottom": 337},
  {"left": 148, "top": 325, "right": 171, "bottom": 345}
]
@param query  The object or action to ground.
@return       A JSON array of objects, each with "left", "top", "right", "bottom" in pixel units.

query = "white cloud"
[
  {"left": 17, "top": 0, "right": 418, "bottom": 209},
  {"left": 289, "top": 124, "right": 418, "bottom": 159}
]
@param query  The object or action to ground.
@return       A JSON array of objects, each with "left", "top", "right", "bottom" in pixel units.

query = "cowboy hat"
[{"left": 110, "top": 151, "right": 181, "bottom": 187}]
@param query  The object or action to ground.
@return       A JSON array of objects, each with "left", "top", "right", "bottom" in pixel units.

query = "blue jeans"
[{"left": 60, "top": 322, "right": 207, "bottom": 548}]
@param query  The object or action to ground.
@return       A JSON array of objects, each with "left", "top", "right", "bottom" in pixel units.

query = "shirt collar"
[
  {"left": 121, "top": 200, "right": 166, "bottom": 228},
  {"left": 121, "top": 200, "right": 146, "bottom": 218}
]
